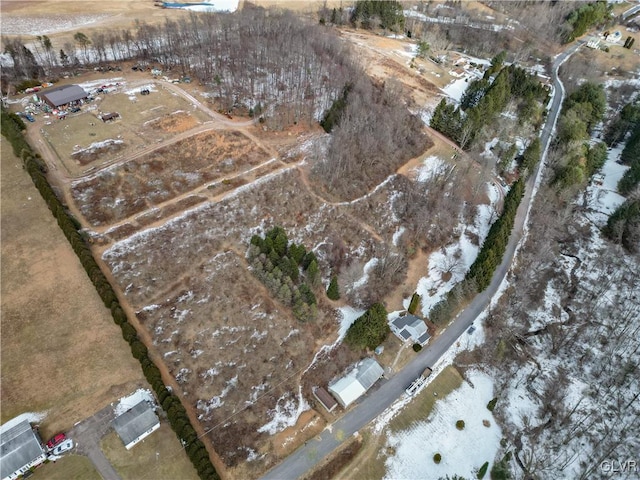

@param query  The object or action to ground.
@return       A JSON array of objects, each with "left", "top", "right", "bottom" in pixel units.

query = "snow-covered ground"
[
  {"left": 113, "top": 388, "right": 155, "bottom": 416},
  {"left": 442, "top": 77, "right": 471, "bottom": 103},
  {"left": 0, "top": 412, "right": 47, "bottom": 432},
  {"left": 167, "top": 0, "right": 239, "bottom": 12},
  {"left": 257, "top": 386, "right": 309, "bottom": 435},
  {"left": 384, "top": 370, "right": 502, "bottom": 480},
  {"left": 584, "top": 143, "right": 630, "bottom": 226}
]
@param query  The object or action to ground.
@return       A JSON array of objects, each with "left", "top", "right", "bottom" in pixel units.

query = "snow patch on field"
[
  {"left": 414, "top": 155, "right": 448, "bottom": 182},
  {"left": 0, "top": 412, "right": 47, "bottom": 432},
  {"left": 337, "top": 306, "right": 366, "bottom": 340},
  {"left": 384, "top": 370, "right": 501, "bottom": 480},
  {"left": 257, "top": 386, "right": 309, "bottom": 435},
  {"left": 114, "top": 388, "right": 155, "bottom": 416},
  {"left": 352, "top": 257, "right": 379, "bottom": 289}
]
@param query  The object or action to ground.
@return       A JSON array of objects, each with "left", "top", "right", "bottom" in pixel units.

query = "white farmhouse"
[{"left": 389, "top": 314, "right": 431, "bottom": 346}]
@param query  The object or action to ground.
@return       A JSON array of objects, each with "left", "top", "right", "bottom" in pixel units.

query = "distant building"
[
  {"left": 390, "top": 314, "right": 431, "bottom": 346},
  {"left": 328, "top": 358, "right": 384, "bottom": 408},
  {"left": 100, "top": 112, "right": 120, "bottom": 122},
  {"left": 0, "top": 419, "right": 47, "bottom": 480},
  {"left": 38, "top": 84, "right": 87, "bottom": 108},
  {"left": 586, "top": 36, "right": 601, "bottom": 49},
  {"left": 112, "top": 401, "right": 160, "bottom": 450}
]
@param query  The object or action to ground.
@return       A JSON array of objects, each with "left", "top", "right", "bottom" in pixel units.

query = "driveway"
[{"left": 68, "top": 404, "right": 121, "bottom": 480}]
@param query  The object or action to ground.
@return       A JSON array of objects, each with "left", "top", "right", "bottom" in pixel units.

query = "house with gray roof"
[
  {"left": 1, "top": 419, "right": 46, "bottom": 480},
  {"left": 38, "top": 84, "right": 87, "bottom": 108},
  {"left": 390, "top": 314, "right": 431, "bottom": 346},
  {"left": 328, "top": 358, "right": 384, "bottom": 408},
  {"left": 112, "top": 401, "right": 160, "bottom": 450}
]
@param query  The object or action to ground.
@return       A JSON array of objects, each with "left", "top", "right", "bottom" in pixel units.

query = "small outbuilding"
[
  {"left": 0, "top": 419, "right": 47, "bottom": 480},
  {"left": 390, "top": 314, "right": 431, "bottom": 346},
  {"left": 112, "top": 401, "right": 160, "bottom": 450},
  {"left": 38, "top": 84, "right": 87, "bottom": 108},
  {"left": 312, "top": 387, "right": 338, "bottom": 413},
  {"left": 100, "top": 112, "right": 120, "bottom": 122},
  {"left": 328, "top": 358, "right": 384, "bottom": 408}
]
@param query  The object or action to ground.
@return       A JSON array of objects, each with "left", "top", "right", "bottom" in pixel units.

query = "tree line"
[{"left": 1, "top": 107, "right": 219, "bottom": 480}]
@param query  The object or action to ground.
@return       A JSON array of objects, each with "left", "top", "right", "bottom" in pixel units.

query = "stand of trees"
[
  {"left": 312, "top": 75, "right": 429, "bottom": 201},
  {"left": 344, "top": 303, "right": 389, "bottom": 350},
  {"left": 248, "top": 226, "right": 322, "bottom": 322},
  {"left": 350, "top": 0, "right": 405, "bottom": 31},
  {"left": 1, "top": 107, "right": 219, "bottom": 480},
  {"left": 552, "top": 82, "right": 608, "bottom": 188},
  {"left": 431, "top": 59, "right": 547, "bottom": 150},
  {"left": 562, "top": 0, "right": 612, "bottom": 44}
]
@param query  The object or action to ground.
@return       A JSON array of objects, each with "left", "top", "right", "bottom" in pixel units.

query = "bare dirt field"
[{"left": 0, "top": 136, "right": 143, "bottom": 437}]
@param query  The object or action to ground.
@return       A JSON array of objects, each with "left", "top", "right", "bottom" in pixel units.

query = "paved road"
[
  {"left": 261, "top": 44, "right": 581, "bottom": 480},
  {"left": 68, "top": 404, "right": 121, "bottom": 480}
]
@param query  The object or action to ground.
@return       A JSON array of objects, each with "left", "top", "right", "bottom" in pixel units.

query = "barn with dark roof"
[{"left": 38, "top": 84, "right": 87, "bottom": 108}]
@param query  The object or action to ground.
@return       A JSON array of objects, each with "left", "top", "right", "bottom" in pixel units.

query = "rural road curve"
[
  {"left": 68, "top": 403, "right": 121, "bottom": 480},
  {"left": 261, "top": 43, "right": 581, "bottom": 480}
]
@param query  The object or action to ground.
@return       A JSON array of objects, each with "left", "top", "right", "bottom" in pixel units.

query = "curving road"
[{"left": 261, "top": 43, "right": 582, "bottom": 480}]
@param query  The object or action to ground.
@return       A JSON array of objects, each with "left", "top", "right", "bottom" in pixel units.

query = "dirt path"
[
  {"left": 384, "top": 249, "right": 430, "bottom": 313},
  {"left": 68, "top": 404, "right": 122, "bottom": 480}
]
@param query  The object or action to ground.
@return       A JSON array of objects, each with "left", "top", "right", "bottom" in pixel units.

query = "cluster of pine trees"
[
  {"left": 344, "top": 303, "right": 389, "bottom": 350},
  {"left": 604, "top": 102, "right": 640, "bottom": 253},
  {"left": 1, "top": 107, "right": 219, "bottom": 480},
  {"left": 553, "top": 82, "right": 608, "bottom": 187},
  {"left": 349, "top": 0, "right": 405, "bottom": 31},
  {"left": 563, "top": 0, "right": 612, "bottom": 44},
  {"left": 431, "top": 55, "right": 547, "bottom": 149},
  {"left": 248, "top": 227, "right": 321, "bottom": 322}
]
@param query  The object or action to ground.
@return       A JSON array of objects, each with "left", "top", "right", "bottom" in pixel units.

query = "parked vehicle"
[
  {"left": 46, "top": 433, "right": 66, "bottom": 449},
  {"left": 405, "top": 367, "right": 433, "bottom": 396},
  {"left": 52, "top": 439, "right": 74, "bottom": 455}
]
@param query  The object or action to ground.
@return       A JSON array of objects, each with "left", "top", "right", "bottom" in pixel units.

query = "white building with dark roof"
[
  {"left": 38, "top": 84, "right": 87, "bottom": 108},
  {"left": 112, "top": 401, "right": 160, "bottom": 450},
  {"left": 390, "top": 314, "right": 431, "bottom": 346},
  {"left": 0, "top": 419, "right": 46, "bottom": 480},
  {"left": 328, "top": 358, "right": 384, "bottom": 408}
]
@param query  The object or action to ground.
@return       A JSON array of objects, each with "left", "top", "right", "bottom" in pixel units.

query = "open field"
[
  {"left": 0, "top": 136, "right": 144, "bottom": 439},
  {"left": 31, "top": 455, "right": 101, "bottom": 480},
  {"left": 100, "top": 424, "right": 199, "bottom": 480}
]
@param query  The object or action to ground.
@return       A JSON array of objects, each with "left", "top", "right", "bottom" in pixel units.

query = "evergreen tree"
[
  {"left": 306, "top": 259, "right": 320, "bottom": 287},
  {"left": 327, "top": 274, "right": 340, "bottom": 300}
]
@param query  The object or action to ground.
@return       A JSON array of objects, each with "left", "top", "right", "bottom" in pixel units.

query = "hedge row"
[
  {"left": 467, "top": 178, "right": 525, "bottom": 291},
  {"left": 1, "top": 108, "right": 220, "bottom": 480}
]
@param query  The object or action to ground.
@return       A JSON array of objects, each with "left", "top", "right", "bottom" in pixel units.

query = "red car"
[{"left": 46, "top": 433, "right": 66, "bottom": 449}]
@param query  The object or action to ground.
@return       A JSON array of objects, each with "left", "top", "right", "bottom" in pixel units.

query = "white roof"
[{"left": 328, "top": 376, "right": 366, "bottom": 408}]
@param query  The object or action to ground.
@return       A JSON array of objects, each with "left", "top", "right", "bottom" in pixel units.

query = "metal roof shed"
[
  {"left": 112, "top": 401, "right": 160, "bottom": 450},
  {"left": 328, "top": 376, "right": 366, "bottom": 409},
  {"left": 0, "top": 419, "right": 46, "bottom": 480},
  {"left": 355, "top": 358, "right": 384, "bottom": 390},
  {"left": 38, "top": 84, "right": 87, "bottom": 108}
]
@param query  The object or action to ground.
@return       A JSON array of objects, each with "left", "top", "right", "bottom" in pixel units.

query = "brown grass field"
[
  {"left": 31, "top": 454, "right": 101, "bottom": 480},
  {"left": 100, "top": 424, "right": 198, "bottom": 480},
  {"left": 0, "top": 136, "right": 144, "bottom": 438},
  {"left": 0, "top": 136, "right": 195, "bottom": 475}
]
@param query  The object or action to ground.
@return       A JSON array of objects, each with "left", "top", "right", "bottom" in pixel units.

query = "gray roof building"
[
  {"left": 1, "top": 419, "right": 46, "bottom": 480},
  {"left": 112, "top": 401, "right": 160, "bottom": 450},
  {"left": 390, "top": 314, "right": 431, "bottom": 346},
  {"left": 38, "top": 84, "right": 87, "bottom": 107}
]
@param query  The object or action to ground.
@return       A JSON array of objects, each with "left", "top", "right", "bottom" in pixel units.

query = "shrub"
[
  {"left": 412, "top": 343, "right": 422, "bottom": 352},
  {"left": 487, "top": 397, "right": 498, "bottom": 412},
  {"left": 408, "top": 292, "right": 420, "bottom": 314},
  {"left": 433, "top": 453, "right": 442, "bottom": 464},
  {"left": 478, "top": 461, "right": 489, "bottom": 479},
  {"left": 456, "top": 420, "right": 465, "bottom": 430},
  {"left": 326, "top": 274, "right": 340, "bottom": 300}
]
